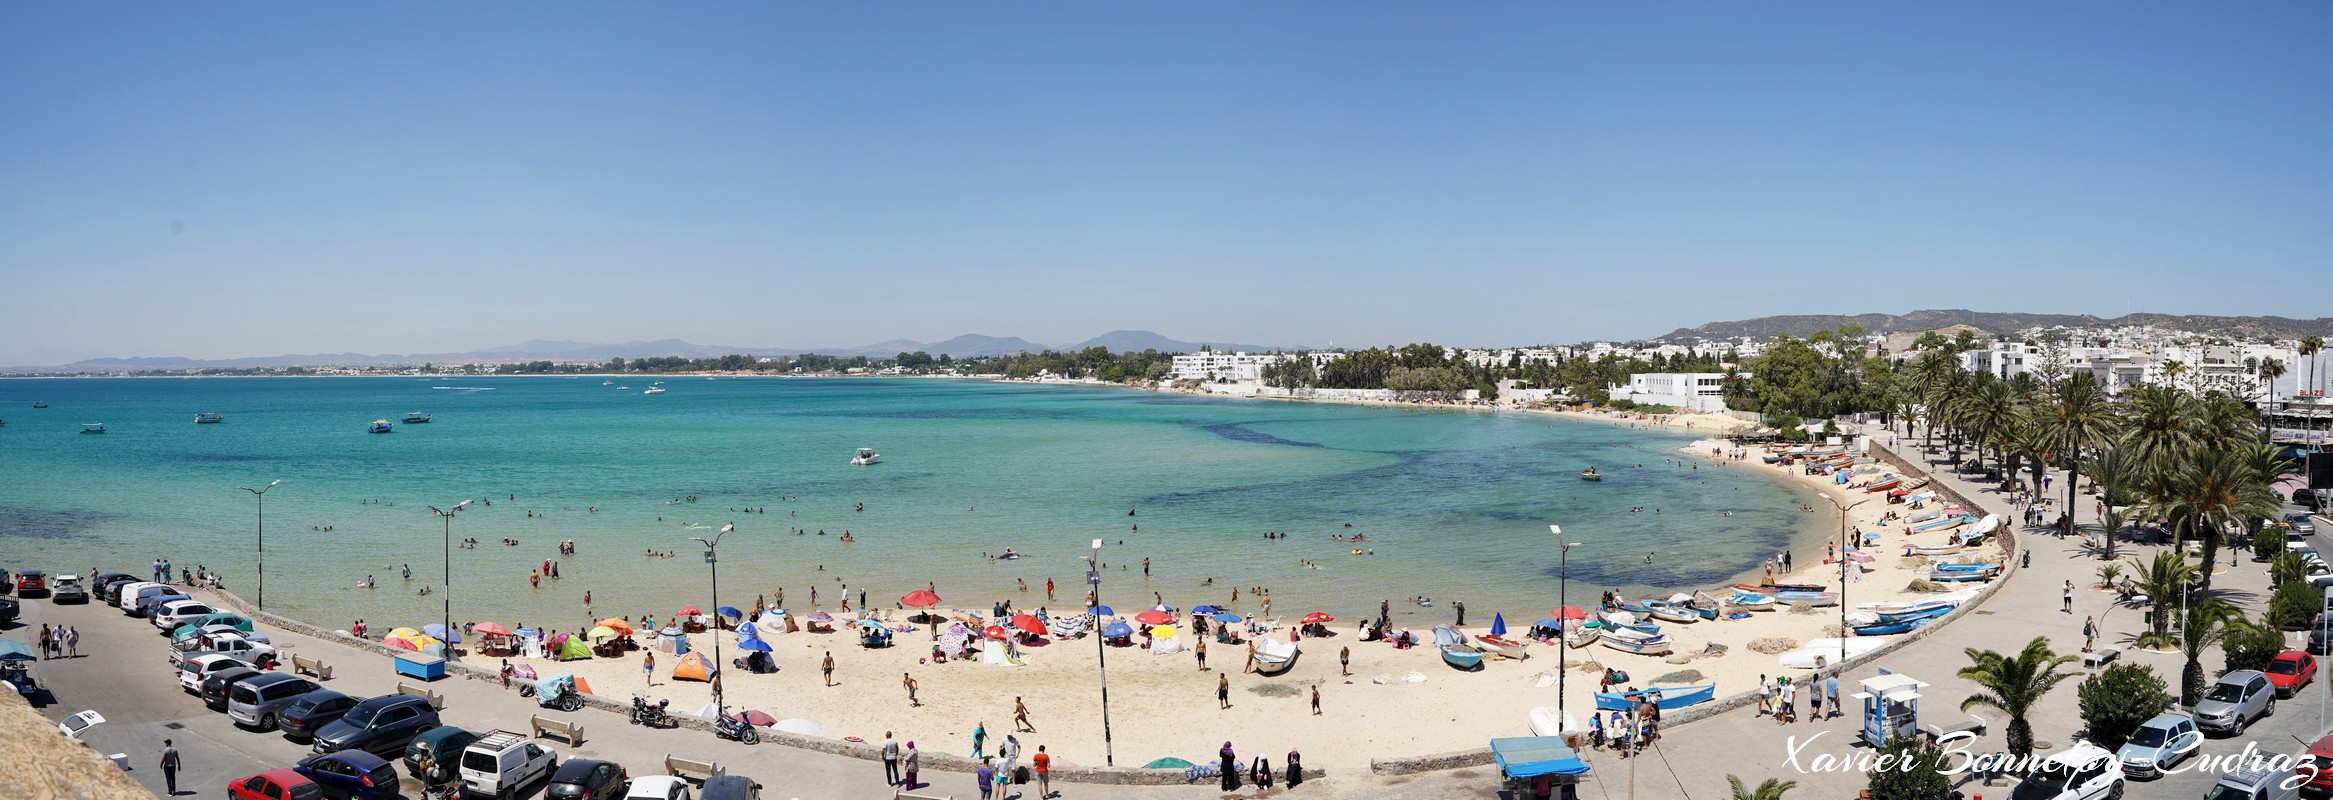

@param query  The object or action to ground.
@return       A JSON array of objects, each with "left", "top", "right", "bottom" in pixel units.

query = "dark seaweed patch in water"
[
  {"left": 1199, "top": 423, "right": 1324, "bottom": 449},
  {"left": 0, "top": 506, "right": 130, "bottom": 539}
]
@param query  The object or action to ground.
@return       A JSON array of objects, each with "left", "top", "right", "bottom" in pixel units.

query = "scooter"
[
  {"left": 630, "top": 694, "right": 676, "bottom": 729},
  {"left": 713, "top": 706, "right": 760, "bottom": 745}
]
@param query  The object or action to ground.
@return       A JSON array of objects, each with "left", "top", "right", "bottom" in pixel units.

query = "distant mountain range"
[
  {"left": 7, "top": 330, "right": 1299, "bottom": 372},
  {"left": 1658, "top": 309, "right": 2333, "bottom": 342}
]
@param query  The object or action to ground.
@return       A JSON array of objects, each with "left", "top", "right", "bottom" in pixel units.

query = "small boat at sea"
[
  {"left": 80, "top": 422, "right": 105, "bottom": 434},
  {"left": 1434, "top": 625, "right": 1484, "bottom": 670},
  {"left": 194, "top": 412, "right": 224, "bottom": 424},
  {"left": 32, "top": 401, "right": 48, "bottom": 408},
  {"left": 1596, "top": 626, "right": 1673, "bottom": 656},
  {"left": 1579, "top": 467, "right": 1602, "bottom": 482},
  {"left": 1254, "top": 636, "right": 1298, "bottom": 674},
  {"left": 402, "top": 412, "right": 432, "bottom": 423},
  {"left": 369, "top": 420, "right": 393, "bottom": 434},
  {"left": 642, "top": 387, "right": 665, "bottom": 395},
  {"left": 1773, "top": 590, "right": 1839, "bottom": 607},
  {"left": 1722, "top": 592, "right": 1777, "bottom": 612},
  {"left": 1595, "top": 684, "right": 1717, "bottom": 711},
  {"left": 851, "top": 447, "right": 881, "bottom": 466},
  {"left": 602, "top": 380, "right": 613, "bottom": 385}
]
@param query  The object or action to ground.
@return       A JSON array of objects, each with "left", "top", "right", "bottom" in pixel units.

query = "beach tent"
[
  {"left": 558, "top": 635, "right": 592, "bottom": 661},
  {"left": 980, "top": 639, "right": 1025, "bottom": 667},
  {"left": 672, "top": 651, "right": 717, "bottom": 682},
  {"left": 657, "top": 627, "right": 691, "bottom": 655},
  {"left": 1148, "top": 628, "right": 1183, "bottom": 656}
]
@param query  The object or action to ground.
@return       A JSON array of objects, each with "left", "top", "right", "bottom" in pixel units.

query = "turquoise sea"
[{"left": 0, "top": 377, "right": 1826, "bottom": 631}]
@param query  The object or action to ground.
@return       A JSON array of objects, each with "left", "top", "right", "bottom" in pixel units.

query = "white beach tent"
[
  {"left": 981, "top": 639, "right": 1025, "bottom": 667},
  {"left": 1148, "top": 631, "right": 1184, "bottom": 656}
]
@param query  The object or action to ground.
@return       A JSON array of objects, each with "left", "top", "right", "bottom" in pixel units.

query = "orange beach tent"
[{"left": 672, "top": 651, "right": 718, "bottom": 683}]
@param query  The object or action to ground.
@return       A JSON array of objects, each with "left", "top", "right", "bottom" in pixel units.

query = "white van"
[
  {"left": 113, "top": 582, "right": 161, "bottom": 612},
  {"left": 459, "top": 730, "right": 558, "bottom": 800}
]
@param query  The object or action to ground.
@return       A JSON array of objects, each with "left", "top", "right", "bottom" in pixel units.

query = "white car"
[
  {"left": 2012, "top": 742, "right": 2123, "bottom": 800},
  {"left": 59, "top": 710, "right": 105, "bottom": 741},
  {"left": 112, "top": 582, "right": 162, "bottom": 612},
  {"left": 179, "top": 654, "right": 244, "bottom": 693},
  {"left": 151, "top": 600, "right": 217, "bottom": 631},
  {"left": 174, "top": 635, "right": 276, "bottom": 669},
  {"left": 624, "top": 775, "right": 693, "bottom": 800}
]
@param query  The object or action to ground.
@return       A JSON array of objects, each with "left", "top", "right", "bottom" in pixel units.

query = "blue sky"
[{"left": 1, "top": 3, "right": 2327, "bottom": 362}]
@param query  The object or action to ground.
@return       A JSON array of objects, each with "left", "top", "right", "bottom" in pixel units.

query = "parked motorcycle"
[
  {"left": 631, "top": 694, "right": 676, "bottom": 729},
  {"left": 713, "top": 707, "right": 760, "bottom": 745}
]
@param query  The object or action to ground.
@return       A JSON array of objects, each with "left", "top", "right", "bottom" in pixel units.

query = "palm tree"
[
  {"left": 2147, "top": 447, "right": 2284, "bottom": 597},
  {"left": 2095, "top": 563, "right": 2124, "bottom": 589},
  {"left": 2168, "top": 598, "right": 2242, "bottom": 706},
  {"left": 2129, "top": 550, "right": 2199, "bottom": 643},
  {"left": 2037, "top": 374, "right": 2121, "bottom": 523},
  {"left": 2005, "top": 419, "right": 2054, "bottom": 501},
  {"left": 2260, "top": 357, "right": 2286, "bottom": 403},
  {"left": 1958, "top": 637, "right": 2080, "bottom": 760},
  {"left": 2084, "top": 445, "right": 2144, "bottom": 560},
  {"left": 1728, "top": 775, "right": 1798, "bottom": 800},
  {"left": 2303, "top": 336, "right": 2324, "bottom": 402}
]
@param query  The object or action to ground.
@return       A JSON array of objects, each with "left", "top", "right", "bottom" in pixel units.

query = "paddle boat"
[
  {"left": 369, "top": 420, "right": 393, "bottom": 434},
  {"left": 194, "top": 412, "right": 224, "bottom": 424},
  {"left": 1596, "top": 626, "right": 1673, "bottom": 656},
  {"left": 1594, "top": 684, "right": 1717, "bottom": 711},
  {"left": 1433, "top": 624, "right": 1485, "bottom": 670}
]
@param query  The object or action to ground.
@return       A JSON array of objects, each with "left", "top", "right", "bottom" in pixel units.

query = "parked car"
[
  {"left": 295, "top": 750, "right": 403, "bottom": 800},
  {"left": 176, "top": 624, "right": 270, "bottom": 653},
  {"left": 50, "top": 574, "right": 88, "bottom": 604},
  {"left": 180, "top": 653, "right": 251, "bottom": 693},
  {"left": 59, "top": 710, "right": 105, "bottom": 741},
  {"left": 202, "top": 666, "right": 267, "bottom": 711},
  {"left": 2299, "top": 734, "right": 2333, "bottom": 795},
  {"left": 2310, "top": 612, "right": 2333, "bottom": 654},
  {"left": 622, "top": 776, "right": 692, "bottom": 800},
  {"left": 91, "top": 573, "right": 140, "bottom": 603},
  {"left": 2009, "top": 742, "right": 2122, "bottom": 800},
  {"left": 0, "top": 596, "right": 18, "bottom": 625},
  {"left": 281, "top": 691, "right": 364, "bottom": 741},
  {"left": 403, "top": 726, "right": 480, "bottom": 780},
  {"left": 2193, "top": 669, "right": 2275, "bottom": 735},
  {"left": 229, "top": 673, "right": 323, "bottom": 731},
  {"left": 121, "top": 584, "right": 177, "bottom": 616},
  {"left": 2292, "top": 514, "right": 2320, "bottom": 536},
  {"left": 2113, "top": 712, "right": 2200, "bottom": 779},
  {"left": 111, "top": 581, "right": 161, "bottom": 612},
  {"left": 152, "top": 599, "right": 218, "bottom": 631},
  {"left": 172, "top": 633, "right": 278, "bottom": 670},
  {"left": 458, "top": 730, "right": 559, "bottom": 800},
  {"left": 547, "top": 758, "right": 627, "bottom": 800},
  {"left": 311, "top": 695, "right": 440, "bottom": 757},
  {"left": 227, "top": 770, "right": 325, "bottom": 800},
  {"left": 698, "top": 776, "right": 762, "bottom": 800},
  {"left": 15, "top": 569, "right": 49, "bottom": 598},
  {"left": 2206, "top": 762, "right": 2300, "bottom": 800},
  {"left": 2268, "top": 650, "right": 2318, "bottom": 697}
]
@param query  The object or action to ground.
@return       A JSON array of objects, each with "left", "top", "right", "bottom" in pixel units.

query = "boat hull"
[{"left": 1441, "top": 648, "right": 1485, "bottom": 670}]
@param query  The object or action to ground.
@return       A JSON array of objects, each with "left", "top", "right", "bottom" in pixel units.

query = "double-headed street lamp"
[
  {"left": 1822, "top": 494, "right": 1875, "bottom": 642},
  {"left": 239, "top": 480, "right": 281, "bottom": 609},
  {"left": 426, "top": 501, "right": 471, "bottom": 660},
  {"left": 1086, "top": 538, "right": 1116, "bottom": 767},
  {"left": 1549, "top": 525, "right": 1583, "bottom": 727},
  {"left": 690, "top": 523, "right": 735, "bottom": 707}
]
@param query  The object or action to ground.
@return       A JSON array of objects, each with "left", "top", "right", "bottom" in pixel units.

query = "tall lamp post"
[
  {"left": 690, "top": 524, "right": 735, "bottom": 707},
  {"left": 1086, "top": 538, "right": 1115, "bottom": 767},
  {"left": 1549, "top": 525, "right": 1582, "bottom": 729},
  {"left": 426, "top": 501, "right": 470, "bottom": 661},
  {"left": 1822, "top": 494, "right": 1874, "bottom": 644},
  {"left": 239, "top": 480, "right": 280, "bottom": 609}
]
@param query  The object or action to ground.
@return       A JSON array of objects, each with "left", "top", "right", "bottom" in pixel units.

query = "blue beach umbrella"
[
  {"left": 734, "top": 636, "right": 773, "bottom": 652},
  {"left": 1491, "top": 613, "right": 1508, "bottom": 637},
  {"left": 1090, "top": 605, "right": 1113, "bottom": 616},
  {"left": 1103, "top": 621, "right": 1133, "bottom": 638},
  {"left": 1193, "top": 605, "right": 1219, "bottom": 615},
  {"left": 716, "top": 606, "right": 743, "bottom": 620},
  {"left": 423, "top": 624, "right": 461, "bottom": 644},
  {"left": 1211, "top": 612, "right": 1242, "bottom": 624}
]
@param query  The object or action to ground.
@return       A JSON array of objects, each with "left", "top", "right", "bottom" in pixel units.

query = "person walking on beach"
[
  {"left": 822, "top": 651, "right": 835, "bottom": 686},
  {"left": 881, "top": 732, "right": 900, "bottom": 785},
  {"left": 1339, "top": 646, "right": 1350, "bottom": 677},
  {"left": 1825, "top": 672, "right": 1841, "bottom": 719},
  {"left": 1310, "top": 684, "right": 1322, "bottom": 716},
  {"left": 1218, "top": 673, "right": 1232, "bottom": 709},
  {"left": 65, "top": 626, "right": 78, "bottom": 658},
  {"left": 1243, "top": 640, "right": 1256, "bottom": 673},
  {"left": 976, "top": 758, "right": 995, "bottom": 800},
  {"left": 972, "top": 722, "right": 988, "bottom": 759},
  {"left": 1195, "top": 638, "right": 1207, "bottom": 671},
  {"left": 903, "top": 672, "right": 920, "bottom": 707},
  {"left": 1454, "top": 600, "right": 1465, "bottom": 626},
  {"left": 2063, "top": 580, "right": 2075, "bottom": 613},
  {"left": 1014, "top": 696, "right": 1034, "bottom": 732},
  {"left": 1219, "top": 742, "right": 1238, "bottom": 791},
  {"left": 2082, "top": 615, "right": 2097, "bottom": 653},
  {"left": 641, "top": 651, "right": 655, "bottom": 686},
  {"left": 159, "top": 739, "right": 182, "bottom": 796},
  {"left": 1033, "top": 745, "right": 1051, "bottom": 799}
]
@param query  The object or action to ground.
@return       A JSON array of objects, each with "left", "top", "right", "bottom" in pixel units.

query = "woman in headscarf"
[
  {"left": 1219, "top": 742, "right": 1238, "bottom": 790},
  {"left": 1251, "top": 754, "right": 1273, "bottom": 789},
  {"left": 1286, "top": 749, "right": 1303, "bottom": 788},
  {"left": 902, "top": 741, "right": 919, "bottom": 790}
]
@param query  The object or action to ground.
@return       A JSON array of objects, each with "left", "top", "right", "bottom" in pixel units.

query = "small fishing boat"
[
  {"left": 369, "top": 420, "right": 393, "bottom": 434},
  {"left": 1475, "top": 633, "right": 1531, "bottom": 659},
  {"left": 1902, "top": 543, "right": 1965, "bottom": 556},
  {"left": 402, "top": 412, "right": 432, "bottom": 424},
  {"left": 1925, "top": 569, "right": 1995, "bottom": 583},
  {"left": 642, "top": 387, "right": 665, "bottom": 394},
  {"left": 1254, "top": 636, "right": 1298, "bottom": 674},
  {"left": 1902, "top": 511, "right": 1942, "bottom": 524},
  {"left": 80, "top": 422, "right": 105, "bottom": 434},
  {"left": 603, "top": 380, "right": 613, "bottom": 385},
  {"left": 1773, "top": 590, "right": 1840, "bottom": 607},
  {"left": 1596, "top": 626, "right": 1673, "bottom": 656},
  {"left": 1641, "top": 599, "right": 1699, "bottom": 624},
  {"left": 1689, "top": 591, "right": 1726, "bottom": 620},
  {"left": 1911, "top": 515, "right": 1971, "bottom": 533},
  {"left": 1722, "top": 592, "right": 1777, "bottom": 612},
  {"left": 1851, "top": 617, "right": 1936, "bottom": 636},
  {"left": 1597, "top": 610, "right": 1660, "bottom": 636},
  {"left": 1864, "top": 478, "right": 1903, "bottom": 492},
  {"left": 1579, "top": 467, "right": 1602, "bottom": 482},
  {"left": 1870, "top": 600, "right": 1957, "bottom": 624},
  {"left": 1564, "top": 624, "right": 1601, "bottom": 649},
  {"left": 1595, "top": 684, "right": 1717, "bottom": 711},
  {"left": 1434, "top": 625, "right": 1485, "bottom": 670},
  {"left": 194, "top": 412, "right": 224, "bottom": 424},
  {"left": 1528, "top": 706, "right": 1580, "bottom": 739},
  {"left": 32, "top": 401, "right": 48, "bottom": 408},
  {"left": 851, "top": 447, "right": 881, "bottom": 466}
]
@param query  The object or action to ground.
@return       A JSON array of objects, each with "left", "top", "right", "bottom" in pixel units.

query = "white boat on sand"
[
  {"left": 1254, "top": 636, "right": 1298, "bottom": 674},
  {"left": 1597, "top": 626, "right": 1673, "bottom": 656}
]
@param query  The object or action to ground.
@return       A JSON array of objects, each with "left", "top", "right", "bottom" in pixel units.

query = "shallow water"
[{"left": 0, "top": 377, "right": 1825, "bottom": 629}]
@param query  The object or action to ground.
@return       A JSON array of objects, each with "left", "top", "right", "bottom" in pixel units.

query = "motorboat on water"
[
  {"left": 194, "top": 412, "right": 224, "bottom": 424},
  {"left": 1596, "top": 626, "right": 1673, "bottom": 656},
  {"left": 603, "top": 380, "right": 613, "bottom": 385},
  {"left": 369, "top": 420, "right": 393, "bottom": 434},
  {"left": 80, "top": 422, "right": 105, "bottom": 434},
  {"left": 851, "top": 447, "right": 880, "bottom": 466},
  {"left": 1433, "top": 624, "right": 1484, "bottom": 670},
  {"left": 402, "top": 412, "right": 432, "bottom": 424},
  {"left": 642, "top": 387, "right": 665, "bottom": 394},
  {"left": 1254, "top": 636, "right": 1298, "bottom": 674},
  {"left": 1579, "top": 467, "right": 1602, "bottom": 482}
]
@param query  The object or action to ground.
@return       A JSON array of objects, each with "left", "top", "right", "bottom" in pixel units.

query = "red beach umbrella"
[
  {"left": 1009, "top": 615, "right": 1046, "bottom": 635},
  {"left": 901, "top": 590, "right": 942, "bottom": 608},
  {"left": 983, "top": 625, "right": 1010, "bottom": 640},
  {"left": 1554, "top": 606, "right": 1590, "bottom": 620},
  {"left": 1133, "top": 609, "right": 1173, "bottom": 626},
  {"left": 472, "top": 622, "right": 514, "bottom": 637},
  {"left": 1301, "top": 612, "right": 1335, "bottom": 625},
  {"left": 384, "top": 637, "right": 418, "bottom": 651},
  {"left": 677, "top": 606, "right": 701, "bottom": 616}
]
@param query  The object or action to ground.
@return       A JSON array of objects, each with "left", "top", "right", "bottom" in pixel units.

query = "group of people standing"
[
  {"left": 1216, "top": 741, "right": 1305, "bottom": 792},
  {"left": 37, "top": 623, "right": 80, "bottom": 659}
]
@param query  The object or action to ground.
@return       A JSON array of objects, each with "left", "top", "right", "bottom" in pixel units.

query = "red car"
[
  {"left": 228, "top": 769, "right": 324, "bottom": 800},
  {"left": 13, "top": 570, "right": 47, "bottom": 599},
  {"left": 2268, "top": 649, "right": 2317, "bottom": 697},
  {"left": 2304, "top": 735, "right": 2333, "bottom": 794}
]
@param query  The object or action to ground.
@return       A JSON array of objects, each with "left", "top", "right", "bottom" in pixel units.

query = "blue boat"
[
  {"left": 1434, "top": 625, "right": 1484, "bottom": 670},
  {"left": 1931, "top": 563, "right": 1999, "bottom": 574},
  {"left": 1926, "top": 569, "right": 1994, "bottom": 583},
  {"left": 1873, "top": 601, "right": 1955, "bottom": 624},
  {"left": 1597, "top": 610, "right": 1660, "bottom": 636},
  {"left": 1594, "top": 684, "right": 1717, "bottom": 711},
  {"left": 368, "top": 419, "right": 393, "bottom": 434},
  {"left": 1853, "top": 616, "right": 1939, "bottom": 636}
]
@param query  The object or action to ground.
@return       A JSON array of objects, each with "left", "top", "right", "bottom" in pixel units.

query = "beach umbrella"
[
  {"left": 734, "top": 636, "right": 773, "bottom": 652},
  {"left": 983, "top": 625, "right": 1009, "bottom": 640},
  {"left": 806, "top": 611, "right": 834, "bottom": 623},
  {"left": 406, "top": 635, "right": 443, "bottom": 651},
  {"left": 855, "top": 618, "right": 887, "bottom": 629},
  {"left": 1490, "top": 614, "right": 1508, "bottom": 637},
  {"left": 1193, "top": 605, "right": 1220, "bottom": 615},
  {"left": 596, "top": 618, "right": 635, "bottom": 635},
  {"left": 423, "top": 624, "right": 461, "bottom": 643},
  {"left": 1555, "top": 606, "right": 1590, "bottom": 620},
  {"left": 1133, "top": 609, "right": 1173, "bottom": 625},
  {"left": 1089, "top": 605, "right": 1113, "bottom": 617},
  {"left": 901, "top": 590, "right": 941, "bottom": 608},
  {"left": 384, "top": 637, "right": 418, "bottom": 651},
  {"left": 1009, "top": 615, "right": 1046, "bottom": 635},
  {"left": 716, "top": 606, "right": 744, "bottom": 620},
  {"left": 742, "top": 709, "right": 778, "bottom": 727},
  {"left": 1143, "top": 757, "right": 1195, "bottom": 770},
  {"left": 1210, "top": 612, "right": 1242, "bottom": 624},
  {"left": 677, "top": 606, "right": 701, "bottom": 616},
  {"left": 1148, "top": 625, "right": 1178, "bottom": 638},
  {"left": 1301, "top": 612, "right": 1335, "bottom": 625},
  {"left": 385, "top": 627, "right": 422, "bottom": 642},
  {"left": 588, "top": 626, "right": 619, "bottom": 640},
  {"left": 1102, "top": 621, "right": 1133, "bottom": 638},
  {"left": 473, "top": 622, "right": 513, "bottom": 637}
]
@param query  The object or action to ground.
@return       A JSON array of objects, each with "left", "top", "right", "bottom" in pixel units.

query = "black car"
[
  {"left": 0, "top": 596, "right": 17, "bottom": 625},
  {"left": 279, "top": 690, "right": 363, "bottom": 741},
  {"left": 546, "top": 759, "right": 628, "bottom": 800},
  {"left": 202, "top": 665, "right": 265, "bottom": 711},
  {"left": 92, "top": 574, "right": 140, "bottom": 603},
  {"left": 310, "top": 695, "right": 440, "bottom": 757}
]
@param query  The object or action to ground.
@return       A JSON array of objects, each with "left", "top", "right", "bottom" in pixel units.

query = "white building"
[
  {"left": 1167, "top": 351, "right": 1344, "bottom": 383},
  {"left": 1958, "top": 342, "right": 2036, "bottom": 380},
  {"left": 1607, "top": 372, "right": 1735, "bottom": 412}
]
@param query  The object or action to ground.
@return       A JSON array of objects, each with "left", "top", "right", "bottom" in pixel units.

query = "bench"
[
  {"left": 663, "top": 755, "right": 721, "bottom": 784},
  {"left": 1923, "top": 713, "right": 1988, "bottom": 739},
  {"left": 2081, "top": 647, "right": 2121, "bottom": 669},
  {"left": 396, "top": 682, "right": 444, "bottom": 710},
  {"left": 290, "top": 655, "right": 333, "bottom": 681},
  {"left": 531, "top": 714, "right": 584, "bottom": 746},
  {"left": 893, "top": 791, "right": 953, "bottom": 800}
]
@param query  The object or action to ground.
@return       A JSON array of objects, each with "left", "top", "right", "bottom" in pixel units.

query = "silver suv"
[
  {"left": 2193, "top": 669, "right": 2274, "bottom": 735},
  {"left": 227, "top": 673, "right": 321, "bottom": 732}
]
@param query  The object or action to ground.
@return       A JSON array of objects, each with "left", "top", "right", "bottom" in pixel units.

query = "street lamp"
[
  {"left": 1549, "top": 525, "right": 1583, "bottom": 729},
  {"left": 238, "top": 480, "right": 280, "bottom": 609},
  {"left": 1822, "top": 494, "right": 1874, "bottom": 643},
  {"left": 690, "top": 523, "right": 735, "bottom": 707},
  {"left": 426, "top": 501, "right": 470, "bottom": 661},
  {"left": 1086, "top": 538, "right": 1115, "bottom": 767}
]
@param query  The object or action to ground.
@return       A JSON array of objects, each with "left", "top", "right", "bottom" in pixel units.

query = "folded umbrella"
[{"left": 1490, "top": 613, "right": 1508, "bottom": 637}]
